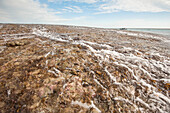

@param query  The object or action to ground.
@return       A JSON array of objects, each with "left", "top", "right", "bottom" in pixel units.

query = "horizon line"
[{"left": 0, "top": 22, "right": 170, "bottom": 29}]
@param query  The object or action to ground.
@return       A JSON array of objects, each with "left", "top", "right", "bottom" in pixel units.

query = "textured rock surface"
[{"left": 0, "top": 24, "right": 170, "bottom": 113}]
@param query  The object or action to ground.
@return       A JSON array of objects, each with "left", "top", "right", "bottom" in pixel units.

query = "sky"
[{"left": 0, "top": 0, "right": 170, "bottom": 28}]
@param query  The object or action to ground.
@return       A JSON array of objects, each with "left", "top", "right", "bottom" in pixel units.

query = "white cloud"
[
  {"left": 63, "top": 6, "right": 83, "bottom": 13},
  {"left": 0, "top": 0, "right": 67, "bottom": 23},
  {"left": 68, "top": 0, "right": 98, "bottom": 3},
  {"left": 48, "top": 0, "right": 170, "bottom": 13},
  {"left": 48, "top": 0, "right": 100, "bottom": 4},
  {"left": 98, "top": 0, "right": 170, "bottom": 13},
  {"left": 48, "top": 0, "right": 55, "bottom": 2}
]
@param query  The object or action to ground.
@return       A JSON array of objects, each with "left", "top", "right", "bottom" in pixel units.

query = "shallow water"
[
  {"left": 0, "top": 24, "right": 169, "bottom": 112},
  {"left": 32, "top": 27, "right": 170, "bottom": 112}
]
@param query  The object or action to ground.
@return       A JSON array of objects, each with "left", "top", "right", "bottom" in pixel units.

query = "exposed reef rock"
[
  {"left": 6, "top": 40, "right": 29, "bottom": 47},
  {"left": 0, "top": 24, "right": 170, "bottom": 113}
]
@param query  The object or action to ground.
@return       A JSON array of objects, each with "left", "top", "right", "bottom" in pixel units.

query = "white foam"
[
  {"left": 135, "top": 97, "right": 151, "bottom": 109},
  {"left": 32, "top": 27, "right": 170, "bottom": 112},
  {"left": 71, "top": 101, "right": 101, "bottom": 113}
]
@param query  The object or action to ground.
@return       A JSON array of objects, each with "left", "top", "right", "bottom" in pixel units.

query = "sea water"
[{"left": 127, "top": 28, "right": 170, "bottom": 37}]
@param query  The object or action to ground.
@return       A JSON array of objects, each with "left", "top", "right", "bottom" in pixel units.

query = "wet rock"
[
  {"left": 82, "top": 81, "right": 89, "bottom": 87},
  {"left": 70, "top": 69, "right": 77, "bottom": 75},
  {"left": 77, "top": 44, "right": 88, "bottom": 50},
  {"left": 13, "top": 72, "right": 21, "bottom": 77},
  {"left": 36, "top": 56, "right": 44, "bottom": 61},
  {"left": 135, "top": 90, "right": 140, "bottom": 97},
  {"left": 96, "top": 87, "right": 103, "bottom": 94},
  {"left": 14, "top": 62, "right": 20, "bottom": 66},
  {"left": 1, "top": 24, "right": 170, "bottom": 113},
  {"left": 6, "top": 40, "right": 29, "bottom": 47},
  {"left": 64, "top": 107, "right": 76, "bottom": 113},
  {"left": 74, "top": 63, "right": 79, "bottom": 65},
  {"left": 14, "top": 90, "right": 22, "bottom": 94},
  {"left": 31, "top": 69, "right": 41, "bottom": 75},
  {"left": 111, "top": 84, "right": 119, "bottom": 88},
  {"left": 6, "top": 41, "right": 15, "bottom": 47},
  {"left": 73, "top": 37, "right": 80, "bottom": 40},
  {"left": 39, "top": 87, "right": 53, "bottom": 98},
  {"left": 151, "top": 55, "right": 163, "bottom": 61},
  {"left": 165, "top": 83, "right": 170, "bottom": 89},
  {"left": 95, "top": 71, "right": 102, "bottom": 75},
  {"left": 30, "top": 102, "right": 40, "bottom": 109},
  {"left": 0, "top": 102, "right": 5, "bottom": 108}
]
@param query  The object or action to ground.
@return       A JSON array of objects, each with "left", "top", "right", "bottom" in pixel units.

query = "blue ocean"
[{"left": 127, "top": 28, "right": 170, "bottom": 36}]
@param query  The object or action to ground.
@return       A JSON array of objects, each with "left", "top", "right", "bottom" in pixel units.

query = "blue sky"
[{"left": 0, "top": 0, "right": 170, "bottom": 28}]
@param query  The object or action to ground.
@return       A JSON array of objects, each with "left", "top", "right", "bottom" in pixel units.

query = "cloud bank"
[
  {"left": 48, "top": 0, "right": 170, "bottom": 13},
  {"left": 97, "top": 0, "right": 170, "bottom": 13},
  {"left": 0, "top": 0, "right": 169, "bottom": 28},
  {"left": 48, "top": 0, "right": 99, "bottom": 4},
  {"left": 63, "top": 6, "right": 83, "bottom": 13},
  {"left": 0, "top": 0, "right": 66, "bottom": 23}
]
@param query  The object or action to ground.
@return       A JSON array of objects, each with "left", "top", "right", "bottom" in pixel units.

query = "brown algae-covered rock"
[{"left": 0, "top": 24, "right": 170, "bottom": 113}]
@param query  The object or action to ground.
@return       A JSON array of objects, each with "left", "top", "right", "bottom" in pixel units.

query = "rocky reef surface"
[{"left": 0, "top": 24, "right": 170, "bottom": 113}]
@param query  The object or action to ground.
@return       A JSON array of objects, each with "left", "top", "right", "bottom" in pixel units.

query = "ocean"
[{"left": 127, "top": 28, "right": 170, "bottom": 36}]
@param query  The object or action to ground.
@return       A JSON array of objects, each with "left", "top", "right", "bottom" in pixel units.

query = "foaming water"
[{"left": 32, "top": 26, "right": 170, "bottom": 112}]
